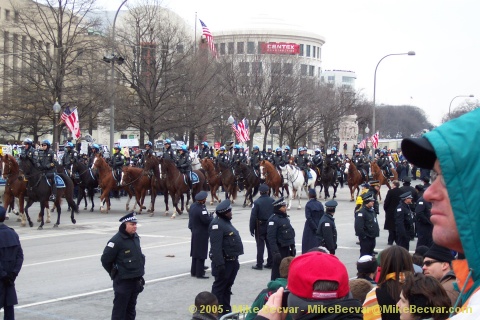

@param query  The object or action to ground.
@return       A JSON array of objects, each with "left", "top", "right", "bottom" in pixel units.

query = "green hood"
[
  {"left": 267, "top": 277, "right": 288, "bottom": 290},
  {"left": 424, "top": 108, "right": 480, "bottom": 295}
]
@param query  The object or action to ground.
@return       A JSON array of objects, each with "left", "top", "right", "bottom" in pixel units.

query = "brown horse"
[
  {"left": 259, "top": 160, "right": 282, "bottom": 197},
  {"left": 1, "top": 154, "right": 29, "bottom": 226},
  {"left": 346, "top": 160, "right": 368, "bottom": 202},
  {"left": 120, "top": 166, "right": 150, "bottom": 215},
  {"left": 371, "top": 161, "right": 398, "bottom": 200},
  {"left": 143, "top": 153, "right": 170, "bottom": 216},
  {"left": 200, "top": 158, "right": 222, "bottom": 205},
  {"left": 159, "top": 158, "right": 208, "bottom": 218},
  {"left": 91, "top": 154, "right": 135, "bottom": 213},
  {"left": 217, "top": 161, "right": 238, "bottom": 203}
]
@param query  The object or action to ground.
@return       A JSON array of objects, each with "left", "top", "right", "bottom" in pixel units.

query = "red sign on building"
[{"left": 261, "top": 42, "right": 300, "bottom": 55}]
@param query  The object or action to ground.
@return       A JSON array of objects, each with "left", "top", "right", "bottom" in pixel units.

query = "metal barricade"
[{"left": 219, "top": 311, "right": 247, "bottom": 320}]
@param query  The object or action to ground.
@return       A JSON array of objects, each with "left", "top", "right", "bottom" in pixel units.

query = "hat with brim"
[
  {"left": 401, "top": 137, "right": 437, "bottom": 170},
  {"left": 259, "top": 184, "right": 269, "bottom": 193},
  {"left": 272, "top": 197, "right": 287, "bottom": 208},
  {"left": 215, "top": 199, "right": 232, "bottom": 214},
  {"left": 400, "top": 191, "right": 413, "bottom": 200},
  {"left": 195, "top": 191, "right": 208, "bottom": 201},
  {"left": 119, "top": 211, "right": 137, "bottom": 223},
  {"left": 0, "top": 206, "right": 6, "bottom": 219}
]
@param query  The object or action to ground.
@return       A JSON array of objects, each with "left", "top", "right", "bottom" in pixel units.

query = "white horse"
[
  {"left": 189, "top": 151, "right": 201, "bottom": 171},
  {"left": 279, "top": 164, "right": 317, "bottom": 210}
]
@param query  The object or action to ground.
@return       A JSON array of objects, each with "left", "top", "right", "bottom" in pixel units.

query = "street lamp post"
[
  {"left": 52, "top": 100, "right": 61, "bottom": 152},
  {"left": 373, "top": 51, "right": 415, "bottom": 157},
  {"left": 227, "top": 115, "right": 235, "bottom": 143},
  {"left": 449, "top": 94, "right": 474, "bottom": 117},
  {"left": 108, "top": 0, "right": 128, "bottom": 153},
  {"left": 364, "top": 125, "right": 370, "bottom": 159}
]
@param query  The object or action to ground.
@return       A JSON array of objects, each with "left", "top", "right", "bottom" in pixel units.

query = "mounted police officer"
[
  {"left": 209, "top": 199, "right": 244, "bottom": 316},
  {"left": 264, "top": 147, "right": 274, "bottom": 163},
  {"left": 188, "top": 191, "right": 212, "bottom": 279},
  {"left": 272, "top": 147, "right": 286, "bottom": 169},
  {"left": 198, "top": 141, "right": 212, "bottom": 160},
  {"left": 176, "top": 145, "right": 192, "bottom": 190},
  {"left": 316, "top": 200, "right": 338, "bottom": 255},
  {"left": 267, "top": 197, "right": 296, "bottom": 281},
  {"left": 377, "top": 149, "right": 393, "bottom": 178},
  {"left": 110, "top": 146, "right": 124, "bottom": 186},
  {"left": 61, "top": 142, "right": 78, "bottom": 175},
  {"left": 294, "top": 147, "right": 310, "bottom": 186},
  {"left": 396, "top": 191, "right": 415, "bottom": 251},
  {"left": 215, "top": 147, "right": 229, "bottom": 166},
  {"left": 89, "top": 143, "right": 101, "bottom": 166},
  {"left": 20, "top": 138, "right": 35, "bottom": 161},
  {"left": 37, "top": 139, "right": 58, "bottom": 201},
  {"left": 250, "top": 184, "right": 274, "bottom": 270},
  {"left": 239, "top": 146, "right": 247, "bottom": 163},
  {"left": 101, "top": 212, "right": 145, "bottom": 320},
  {"left": 283, "top": 146, "right": 291, "bottom": 164},
  {"left": 325, "top": 147, "right": 341, "bottom": 183},
  {"left": 354, "top": 192, "right": 380, "bottom": 257},
  {"left": 230, "top": 145, "right": 242, "bottom": 166},
  {"left": 352, "top": 148, "right": 368, "bottom": 179},
  {"left": 311, "top": 148, "right": 323, "bottom": 178},
  {"left": 162, "top": 139, "right": 177, "bottom": 162},
  {"left": 144, "top": 141, "right": 154, "bottom": 158},
  {"left": 250, "top": 146, "right": 264, "bottom": 174}
]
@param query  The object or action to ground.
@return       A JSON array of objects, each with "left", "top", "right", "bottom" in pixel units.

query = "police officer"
[
  {"left": 37, "top": 139, "right": 58, "bottom": 201},
  {"left": 354, "top": 192, "right": 380, "bottom": 257},
  {"left": 209, "top": 199, "right": 244, "bottom": 316},
  {"left": 317, "top": 200, "right": 338, "bottom": 254},
  {"left": 301, "top": 189, "right": 324, "bottom": 253},
  {"left": 0, "top": 206, "right": 24, "bottom": 320},
  {"left": 144, "top": 141, "right": 154, "bottom": 157},
  {"left": 311, "top": 148, "right": 323, "bottom": 177},
  {"left": 101, "top": 212, "right": 145, "bottom": 320},
  {"left": 188, "top": 191, "right": 212, "bottom": 279},
  {"left": 20, "top": 138, "right": 35, "bottom": 161},
  {"left": 283, "top": 146, "right": 291, "bottom": 164},
  {"left": 238, "top": 146, "right": 247, "bottom": 163},
  {"left": 377, "top": 150, "right": 393, "bottom": 178},
  {"left": 229, "top": 145, "right": 243, "bottom": 166},
  {"left": 368, "top": 180, "right": 381, "bottom": 215},
  {"left": 61, "top": 142, "right": 78, "bottom": 175},
  {"left": 89, "top": 143, "right": 101, "bottom": 166},
  {"left": 396, "top": 191, "right": 415, "bottom": 251},
  {"left": 415, "top": 185, "right": 433, "bottom": 248},
  {"left": 272, "top": 147, "right": 286, "bottom": 169},
  {"left": 215, "top": 147, "right": 229, "bottom": 166},
  {"left": 267, "top": 197, "right": 296, "bottom": 281},
  {"left": 352, "top": 148, "right": 368, "bottom": 177},
  {"left": 264, "top": 147, "right": 274, "bottom": 163},
  {"left": 177, "top": 145, "right": 192, "bottom": 189},
  {"left": 325, "top": 147, "right": 341, "bottom": 183},
  {"left": 162, "top": 139, "right": 177, "bottom": 162},
  {"left": 294, "top": 147, "right": 310, "bottom": 186},
  {"left": 250, "top": 184, "right": 274, "bottom": 270},
  {"left": 250, "top": 146, "right": 264, "bottom": 172},
  {"left": 110, "top": 146, "right": 124, "bottom": 186},
  {"left": 198, "top": 141, "right": 212, "bottom": 160}
]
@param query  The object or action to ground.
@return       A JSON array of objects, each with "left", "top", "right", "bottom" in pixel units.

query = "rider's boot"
[{"left": 49, "top": 183, "right": 57, "bottom": 201}]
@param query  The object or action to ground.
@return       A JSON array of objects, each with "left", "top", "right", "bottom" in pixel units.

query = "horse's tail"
[
  {"left": 252, "top": 184, "right": 259, "bottom": 198},
  {"left": 60, "top": 173, "right": 79, "bottom": 213}
]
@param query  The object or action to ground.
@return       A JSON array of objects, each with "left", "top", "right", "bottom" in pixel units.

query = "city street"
[{"left": 2, "top": 184, "right": 419, "bottom": 319}]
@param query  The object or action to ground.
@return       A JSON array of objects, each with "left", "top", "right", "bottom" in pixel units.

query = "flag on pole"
[
  {"left": 60, "top": 106, "right": 81, "bottom": 139},
  {"left": 370, "top": 132, "right": 379, "bottom": 149},
  {"left": 231, "top": 118, "right": 250, "bottom": 143},
  {"left": 358, "top": 138, "right": 367, "bottom": 149},
  {"left": 199, "top": 19, "right": 217, "bottom": 57}
]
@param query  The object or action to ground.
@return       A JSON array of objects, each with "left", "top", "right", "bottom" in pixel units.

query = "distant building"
[{"left": 321, "top": 69, "right": 357, "bottom": 89}]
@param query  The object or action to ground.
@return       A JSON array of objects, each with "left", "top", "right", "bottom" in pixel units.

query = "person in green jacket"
[{"left": 245, "top": 256, "right": 294, "bottom": 320}]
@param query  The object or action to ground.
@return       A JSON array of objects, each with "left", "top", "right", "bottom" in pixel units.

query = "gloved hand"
[
  {"left": 217, "top": 265, "right": 226, "bottom": 280},
  {"left": 273, "top": 253, "right": 282, "bottom": 264},
  {"left": 2, "top": 273, "right": 15, "bottom": 286}
]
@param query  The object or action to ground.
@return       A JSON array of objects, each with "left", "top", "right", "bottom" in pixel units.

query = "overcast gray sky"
[{"left": 98, "top": 0, "right": 479, "bottom": 126}]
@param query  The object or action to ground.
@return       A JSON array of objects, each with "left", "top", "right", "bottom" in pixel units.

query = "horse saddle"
[
  {"left": 46, "top": 175, "right": 66, "bottom": 188},
  {"left": 183, "top": 172, "right": 199, "bottom": 185},
  {"left": 307, "top": 171, "right": 312, "bottom": 179}
]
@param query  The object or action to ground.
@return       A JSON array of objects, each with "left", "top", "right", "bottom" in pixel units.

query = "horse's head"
[
  {"left": 2, "top": 154, "right": 19, "bottom": 177},
  {"left": 201, "top": 158, "right": 212, "bottom": 171},
  {"left": 259, "top": 164, "right": 266, "bottom": 179}
]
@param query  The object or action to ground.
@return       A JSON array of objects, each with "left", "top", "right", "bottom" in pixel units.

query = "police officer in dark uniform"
[
  {"left": 61, "top": 142, "right": 78, "bottom": 175},
  {"left": 188, "top": 191, "right": 212, "bottom": 279},
  {"left": 415, "top": 186, "right": 433, "bottom": 248},
  {"left": 177, "top": 145, "right": 192, "bottom": 190},
  {"left": 110, "top": 146, "right": 124, "bottom": 186},
  {"left": 294, "top": 147, "right": 310, "bottom": 186},
  {"left": 272, "top": 147, "right": 286, "bottom": 169},
  {"left": 101, "top": 212, "right": 145, "bottom": 320},
  {"left": 301, "top": 189, "right": 324, "bottom": 253},
  {"left": 377, "top": 150, "right": 393, "bottom": 178},
  {"left": 199, "top": 142, "right": 212, "bottom": 160},
  {"left": 20, "top": 138, "right": 35, "bottom": 161},
  {"left": 368, "top": 180, "right": 381, "bottom": 215},
  {"left": 311, "top": 148, "right": 323, "bottom": 178},
  {"left": 215, "top": 147, "right": 229, "bottom": 166},
  {"left": 352, "top": 148, "right": 368, "bottom": 178},
  {"left": 325, "top": 147, "right": 341, "bottom": 183},
  {"left": 283, "top": 146, "right": 291, "bottom": 164},
  {"left": 0, "top": 206, "right": 24, "bottom": 320},
  {"left": 238, "top": 146, "right": 247, "bottom": 163},
  {"left": 144, "top": 141, "right": 154, "bottom": 157},
  {"left": 250, "top": 146, "right": 264, "bottom": 173},
  {"left": 209, "top": 199, "right": 244, "bottom": 316},
  {"left": 250, "top": 184, "right": 274, "bottom": 270},
  {"left": 395, "top": 191, "right": 415, "bottom": 251},
  {"left": 162, "top": 139, "right": 177, "bottom": 162},
  {"left": 89, "top": 143, "right": 101, "bottom": 166},
  {"left": 354, "top": 192, "right": 380, "bottom": 257},
  {"left": 264, "top": 147, "right": 274, "bottom": 163},
  {"left": 317, "top": 200, "right": 338, "bottom": 254},
  {"left": 267, "top": 197, "right": 296, "bottom": 281},
  {"left": 229, "top": 145, "right": 243, "bottom": 166},
  {"left": 37, "top": 139, "right": 58, "bottom": 201}
]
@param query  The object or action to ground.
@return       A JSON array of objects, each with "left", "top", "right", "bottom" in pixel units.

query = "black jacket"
[
  {"left": 176, "top": 152, "right": 192, "bottom": 173},
  {"left": 355, "top": 206, "right": 380, "bottom": 239},
  {"left": 250, "top": 194, "right": 274, "bottom": 236},
  {"left": 208, "top": 216, "right": 244, "bottom": 267},
  {"left": 316, "top": 213, "right": 337, "bottom": 254},
  {"left": 267, "top": 210, "right": 295, "bottom": 254},
  {"left": 383, "top": 187, "right": 404, "bottom": 231},
  {"left": 37, "top": 148, "right": 57, "bottom": 172},
  {"left": 396, "top": 201, "right": 415, "bottom": 239},
  {"left": 189, "top": 202, "right": 213, "bottom": 259},
  {"left": 110, "top": 152, "right": 124, "bottom": 169},
  {"left": 0, "top": 223, "right": 24, "bottom": 308},
  {"left": 415, "top": 195, "right": 432, "bottom": 225}
]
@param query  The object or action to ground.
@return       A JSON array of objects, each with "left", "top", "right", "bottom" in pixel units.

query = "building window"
[
  {"left": 258, "top": 42, "right": 264, "bottom": 54},
  {"left": 77, "top": 67, "right": 83, "bottom": 76},
  {"left": 309, "top": 65, "right": 315, "bottom": 76},
  {"left": 318, "top": 47, "right": 321, "bottom": 59},
  {"left": 299, "top": 44, "right": 304, "bottom": 56},
  {"left": 271, "top": 62, "right": 281, "bottom": 74},
  {"left": 318, "top": 67, "right": 322, "bottom": 78},
  {"left": 252, "top": 61, "right": 263, "bottom": 73},
  {"left": 228, "top": 42, "right": 234, "bottom": 54},
  {"left": 342, "top": 76, "right": 355, "bottom": 84},
  {"left": 313, "top": 46, "right": 316, "bottom": 58},
  {"left": 300, "top": 64, "right": 307, "bottom": 76},
  {"left": 237, "top": 42, "right": 244, "bottom": 54},
  {"left": 247, "top": 42, "right": 255, "bottom": 54},
  {"left": 5, "top": 9, "right": 10, "bottom": 21},
  {"left": 284, "top": 63, "right": 293, "bottom": 75},
  {"left": 121, "top": 134, "right": 128, "bottom": 139},
  {"left": 220, "top": 43, "right": 226, "bottom": 55},
  {"left": 306, "top": 45, "right": 311, "bottom": 57},
  {"left": 328, "top": 75, "right": 335, "bottom": 83},
  {"left": 14, "top": 11, "right": 19, "bottom": 23},
  {"left": 214, "top": 44, "right": 218, "bottom": 53},
  {"left": 239, "top": 62, "right": 249, "bottom": 74},
  {"left": 255, "top": 126, "right": 261, "bottom": 133}
]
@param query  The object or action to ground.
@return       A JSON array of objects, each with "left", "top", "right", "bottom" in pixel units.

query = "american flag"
[
  {"left": 231, "top": 118, "right": 250, "bottom": 143},
  {"left": 370, "top": 132, "right": 379, "bottom": 149},
  {"left": 60, "top": 106, "right": 81, "bottom": 139},
  {"left": 358, "top": 139, "right": 367, "bottom": 149},
  {"left": 199, "top": 19, "right": 217, "bottom": 57}
]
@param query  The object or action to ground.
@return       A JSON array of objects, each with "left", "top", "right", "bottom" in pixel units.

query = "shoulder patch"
[
  {"left": 251, "top": 204, "right": 255, "bottom": 209},
  {"left": 358, "top": 213, "right": 363, "bottom": 217},
  {"left": 202, "top": 210, "right": 208, "bottom": 215},
  {"left": 269, "top": 221, "right": 274, "bottom": 225},
  {"left": 418, "top": 202, "right": 423, "bottom": 205},
  {"left": 397, "top": 208, "right": 402, "bottom": 211},
  {"left": 212, "top": 225, "right": 218, "bottom": 230},
  {"left": 325, "top": 223, "right": 330, "bottom": 227},
  {"left": 107, "top": 242, "right": 115, "bottom": 248}
]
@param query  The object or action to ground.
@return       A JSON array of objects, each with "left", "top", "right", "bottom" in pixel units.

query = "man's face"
[
  {"left": 125, "top": 222, "right": 137, "bottom": 235},
  {"left": 145, "top": 145, "right": 150, "bottom": 149},
  {"left": 422, "top": 257, "right": 449, "bottom": 281},
  {"left": 423, "top": 160, "right": 462, "bottom": 253},
  {"left": 404, "top": 198, "right": 413, "bottom": 205},
  {"left": 365, "top": 200, "right": 375, "bottom": 208}
]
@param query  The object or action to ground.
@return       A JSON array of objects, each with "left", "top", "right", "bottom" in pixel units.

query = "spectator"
[
  {"left": 422, "top": 243, "right": 459, "bottom": 306},
  {"left": 246, "top": 257, "right": 294, "bottom": 320},
  {"left": 356, "top": 255, "right": 378, "bottom": 285},
  {"left": 192, "top": 291, "right": 219, "bottom": 320},
  {"left": 412, "top": 246, "right": 430, "bottom": 273},
  {"left": 383, "top": 180, "right": 403, "bottom": 245},
  {"left": 397, "top": 273, "right": 451, "bottom": 320},
  {"left": 349, "top": 279, "right": 374, "bottom": 304},
  {"left": 301, "top": 189, "right": 324, "bottom": 253},
  {"left": 363, "top": 245, "right": 414, "bottom": 320}
]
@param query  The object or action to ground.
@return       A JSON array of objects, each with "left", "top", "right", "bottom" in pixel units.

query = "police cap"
[
  {"left": 272, "top": 197, "right": 287, "bottom": 208},
  {"left": 362, "top": 192, "right": 375, "bottom": 203},
  {"left": 259, "top": 184, "right": 269, "bottom": 193},
  {"left": 216, "top": 199, "right": 232, "bottom": 215},
  {"left": 195, "top": 191, "right": 208, "bottom": 201},
  {"left": 403, "top": 176, "right": 412, "bottom": 183},
  {"left": 369, "top": 180, "right": 380, "bottom": 187},
  {"left": 308, "top": 189, "right": 316, "bottom": 197},
  {"left": 119, "top": 211, "right": 138, "bottom": 223},
  {"left": 325, "top": 200, "right": 338, "bottom": 208},
  {"left": 400, "top": 191, "right": 413, "bottom": 200},
  {"left": 0, "top": 206, "right": 6, "bottom": 219}
]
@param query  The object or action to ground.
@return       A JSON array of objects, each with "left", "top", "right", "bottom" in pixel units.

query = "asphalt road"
[{"left": 2, "top": 183, "right": 420, "bottom": 319}]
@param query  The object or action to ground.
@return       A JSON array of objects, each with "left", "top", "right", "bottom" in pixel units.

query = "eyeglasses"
[
  {"left": 431, "top": 171, "right": 446, "bottom": 187},
  {"left": 41, "top": 144, "right": 47, "bottom": 146},
  {"left": 423, "top": 260, "right": 441, "bottom": 267}
]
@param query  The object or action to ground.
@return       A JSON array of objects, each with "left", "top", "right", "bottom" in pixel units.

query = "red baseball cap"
[{"left": 288, "top": 252, "right": 349, "bottom": 300}]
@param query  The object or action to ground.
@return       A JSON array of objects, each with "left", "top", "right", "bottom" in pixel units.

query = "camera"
[{"left": 282, "top": 289, "right": 290, "bottom": 308}]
